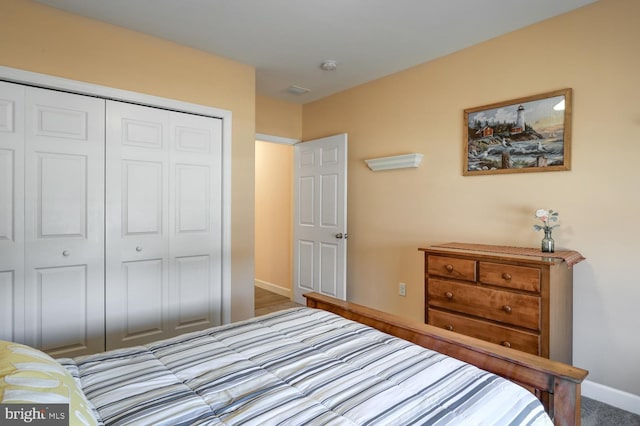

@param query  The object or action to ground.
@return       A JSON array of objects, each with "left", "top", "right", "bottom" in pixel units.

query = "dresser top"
[{"left": 419, "top": 243, "right": 576, "bottom": 267}]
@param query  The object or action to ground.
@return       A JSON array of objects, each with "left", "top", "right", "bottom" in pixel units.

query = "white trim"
[
  {"left": 254, "top": 280, "right": 292, "bottom": 299},
  {"left": 255, "top": 133, "right": 300, "bottom": 145},
  {"left": 221, "top": 107, "right": 232, "bottom": 324},
  {"left": 582, "top": 380, "right": 640, "bottom": 415},
  {"left": 0, "top": 66, "right": 233, "bottom": 324},
  {"left": 0, "top": 67, "right": 230, "bottom": 119},
  {"left": 365, "top": 153, "right": 423, "bottom": 171}
]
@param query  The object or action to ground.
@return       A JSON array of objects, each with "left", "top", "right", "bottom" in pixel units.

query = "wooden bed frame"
[{"left": 305, "top": 292, "right": 588, "bottom": 426}]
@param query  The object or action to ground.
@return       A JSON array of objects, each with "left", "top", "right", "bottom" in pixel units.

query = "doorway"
[
  {"left": 254, "top": 133, "right": 348, "bottom": 311},
  {"left": 254, "top": 139, "right": 295, "bottom": 304}
]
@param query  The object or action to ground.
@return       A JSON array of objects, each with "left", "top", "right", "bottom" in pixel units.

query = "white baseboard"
[
  {"left": 582, "top": 380, "right": 640, "bottom": 415},
  {"left": 254, "top": 279, "right": 291, "bottom": 299}
]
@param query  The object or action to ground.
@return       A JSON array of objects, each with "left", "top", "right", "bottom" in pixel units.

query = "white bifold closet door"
[
  {"left": 0, "top": 81, "right": 106, "bottom": 357},
  {"left": 0, "top": 81, "right": 25, "bottom": 344},
  {"left": 105, "top": 101, "right": 223, "bottom": 350}
]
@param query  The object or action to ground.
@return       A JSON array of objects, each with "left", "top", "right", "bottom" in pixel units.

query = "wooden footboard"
[{"left": 305, "top": 292, "right": 588, "bottom": 426}]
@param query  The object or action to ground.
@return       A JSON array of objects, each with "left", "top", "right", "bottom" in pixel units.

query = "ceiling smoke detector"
[{"left": 320, "top": 60, "right": 338, "bottom": 71}]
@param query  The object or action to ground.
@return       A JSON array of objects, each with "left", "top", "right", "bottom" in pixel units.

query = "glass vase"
[{"left": 541, "top": 229, "right": 555, "bottom": 253}]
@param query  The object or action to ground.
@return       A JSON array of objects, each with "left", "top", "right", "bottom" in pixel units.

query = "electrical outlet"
[{"left": 398, "top": 282, "right": 406, "bottom": 297}]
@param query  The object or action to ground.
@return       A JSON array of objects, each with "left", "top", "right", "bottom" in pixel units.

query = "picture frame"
[{"left": 463, "top": 88, "right": 572, "bottom": 176}]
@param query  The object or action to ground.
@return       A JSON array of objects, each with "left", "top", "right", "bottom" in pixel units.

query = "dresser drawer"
[
  {"left": 427, "top": 278, "right": 541, "bottom": 330},
  {"left": 479, "top": 262, "right": 541, "bottom": 293},
  {"left": 427, "top": 255, "right": 476, "bottom": 282},
  {"left": 428, "top": 309, "right": 540, "bottom": 355}
]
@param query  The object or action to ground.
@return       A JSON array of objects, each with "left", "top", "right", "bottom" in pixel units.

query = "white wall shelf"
[{"left": 364, "top": 153, "right": 423, "bottom": 171}]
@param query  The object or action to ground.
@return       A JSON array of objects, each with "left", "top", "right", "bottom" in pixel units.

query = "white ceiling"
[{"left": 36, "top": 0, "right": 597, "bottom": 104}]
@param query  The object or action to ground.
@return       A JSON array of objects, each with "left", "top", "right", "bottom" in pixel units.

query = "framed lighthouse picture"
[{"left": 463, "top": 88, "right": 572, "bottom": 176}]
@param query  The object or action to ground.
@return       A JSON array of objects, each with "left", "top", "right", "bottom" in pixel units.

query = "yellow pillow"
[{"left": 0, "top": 340, "right": 99, "bottom": 426}]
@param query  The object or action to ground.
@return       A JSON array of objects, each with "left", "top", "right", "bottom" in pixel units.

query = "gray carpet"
[{"left": 581, "top": 397, "right": 640, "bottom": 426}]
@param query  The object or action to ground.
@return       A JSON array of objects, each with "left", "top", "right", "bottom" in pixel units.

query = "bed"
[{"left": 0, "top": 293, "right": 587, "bottom": 426}]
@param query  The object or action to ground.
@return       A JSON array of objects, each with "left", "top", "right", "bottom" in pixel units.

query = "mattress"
[{"left": 58, "top": 307, "right": 553, "bottom": 425}]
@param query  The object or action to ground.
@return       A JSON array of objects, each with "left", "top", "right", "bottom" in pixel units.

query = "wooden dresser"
[{"left": 420, "top": 245, "right": 573, "bottom": 363}]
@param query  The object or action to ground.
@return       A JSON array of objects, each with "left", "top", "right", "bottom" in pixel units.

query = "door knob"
[
  {"left": 335, "top": 233, "right": 343, "bottom": 239},
  {"left": 62, "top": 250, "right": 70, "bottom": 257},
  {"left": 136, "top": 246, "right": 143, "bottom": 252}
]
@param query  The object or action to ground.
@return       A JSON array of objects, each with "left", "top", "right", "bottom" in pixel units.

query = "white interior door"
[
  {"left": 293, "top": 134, "right": 347, "bottom": 305},
  {"left": 24, "top": 86, "right": 105, "bottom": 357},
  {"left": 0, "top": 81, "right": 25, "bottom": 343}
]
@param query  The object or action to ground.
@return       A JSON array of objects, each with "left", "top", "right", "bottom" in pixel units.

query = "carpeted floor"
[
  {"left": 254, "top": 287, "right": 640, "bottom": 425},
  {"left": 581, "top": 396, "right": 640, "bottom": 426}
]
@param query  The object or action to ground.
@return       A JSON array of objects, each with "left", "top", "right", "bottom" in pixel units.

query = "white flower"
[
  {"left": 533, "top": 209, "right": 559, "bottom": 232},
  {"left": 535, "top": 209, "right": 549, "bottom": 219}
]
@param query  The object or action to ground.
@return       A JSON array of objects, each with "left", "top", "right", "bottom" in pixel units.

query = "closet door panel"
[
  {"left": 175, "top": 255, "right": 211, "bottom": 327},
  {"left": 24, "top": 87, "right": 105, "bottom": 357},
  {"left": 37, "top": 265, "right": 89, "bottom": 353},
  {"left": 0, "top": 271, "right": 16, "bottom": 341},
  {"left": 121, "top": 259, "right": 164, "bottom": 339},
  {"left": 175, "top": 164, "right": 210, "bottom": 233},
  {"left": 0, "top": 98, "right": 16, "bottom": 132},
  {"left": 106, "top": 100, "right": 170, "bottom": 350},
  {"left": 122, "top": 160, "right": 164, "bottom": 235},
  {"left": 0, "top": 82, "right": 24, "bottom": 342},
  {"left": 169, "top": 112, "right": 223, "bottom": 333},
  {"left": 37, "top": 153, "right": 87, "bottom": 238},
  {"left": 0, "top": 150, "right": 17, "bottom": 241}
]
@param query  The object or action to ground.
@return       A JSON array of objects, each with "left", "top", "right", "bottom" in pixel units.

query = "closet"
[{"left": 0, "top": 79, "right": 225, "bottom": 357}]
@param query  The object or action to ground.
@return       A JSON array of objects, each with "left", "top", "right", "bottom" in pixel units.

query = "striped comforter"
[{"left": 58, "top": 308, "right": 553, "bottom": 425}]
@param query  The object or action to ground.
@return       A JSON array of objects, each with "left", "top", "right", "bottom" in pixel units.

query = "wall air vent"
[{"left": 286, "top": 85, "right": 311, "bottom": 95}]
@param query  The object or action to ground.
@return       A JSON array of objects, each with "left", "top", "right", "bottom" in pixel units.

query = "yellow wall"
[
  {"left": 0, "top": 0, "right": 256, "bottom": 321},
  {"left": 256, "top": 95, "right": 302, "bottom": 140},
  {"left": 255, "top": 141, "right": 293, "bottom": 293},
  {"left": 303, "top": 0, "right": 640, "bottom": 396}
]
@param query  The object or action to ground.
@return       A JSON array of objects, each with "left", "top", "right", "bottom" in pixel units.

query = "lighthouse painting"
[{"left": 463, "top": 88, "right": 572, "bottom": 176}]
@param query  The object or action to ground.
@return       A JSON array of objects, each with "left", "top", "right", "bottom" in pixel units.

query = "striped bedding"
[{"left": 58, "top": 307, "right": 553, "bottom": 425}]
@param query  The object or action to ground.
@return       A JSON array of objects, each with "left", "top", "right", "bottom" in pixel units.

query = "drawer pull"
[
  {"left": 502, "top": 273, "right": 512, "bottom": 280},
  {"left": 445, "top": 291, "right": 454, "bottom": 300},
  {"left": 445, "top": 264, "right": 454, "bottom": 273},
  {"left": 446, "top": 324, "right": 454, "bottom": 331},
  {"left": 502, "top": 305, "right": 513, "bottom": 313},
  {"left": 501, "top": 341, "right": 512, "bottom": 348}
]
